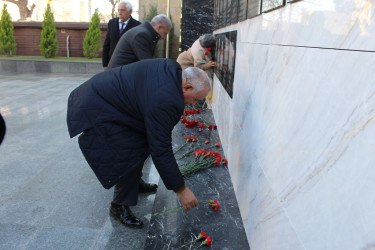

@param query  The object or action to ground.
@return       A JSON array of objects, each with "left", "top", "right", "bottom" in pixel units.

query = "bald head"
[
  {"left": 181, "top": 67, "right": 212, "bottom": 106},
  {"left": 150, "top": 14, "right": 172, "bottom": 40}
]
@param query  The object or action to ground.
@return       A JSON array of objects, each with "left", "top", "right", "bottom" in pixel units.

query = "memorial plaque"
[
  {"left": 262, "top": 0, "right": 284, "bottom": 12},
  {"left": 247, "top": 0, "right": 261, "bottom": 18},
  {"left": 214, "top": 30, "right": 237, "bottom": 98}
]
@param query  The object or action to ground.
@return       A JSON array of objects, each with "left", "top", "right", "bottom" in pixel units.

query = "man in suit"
[
  {"left": 67, "top": 59, "right": 211, "bottom": 228},
  {"left": 107, "top": 14, "right": 171, "bottom": 69},
  {"left": 102, "top": 1, "right": 141, "bottom": 69}
]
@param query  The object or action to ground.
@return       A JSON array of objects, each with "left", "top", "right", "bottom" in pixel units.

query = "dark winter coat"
[
  {"left": 67, "top": 59, "right": 185, "bottom": 190},
  {"left": 102, "top": 16, "right": 141, "bottom": 67},
  {"left": 107, "top": 21, "right": 160, "bottom": 69}
]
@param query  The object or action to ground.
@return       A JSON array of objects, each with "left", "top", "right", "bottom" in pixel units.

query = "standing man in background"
[
  {"left": 107, "top": 14, "right": 172, "bottom": 69},
  {"left": 102, "top": 1, "right": 141, "bottom": 70}
]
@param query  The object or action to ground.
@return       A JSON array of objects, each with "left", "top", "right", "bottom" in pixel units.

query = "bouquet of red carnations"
[{"left": 180, "top": 149, "right": 227, "bottom": 178}]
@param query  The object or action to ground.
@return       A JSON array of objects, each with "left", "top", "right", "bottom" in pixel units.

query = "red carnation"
[
  {"left": 207, "top": 47, "right": 211, "bottom": 51},
  {"left": 209, "top": 200, "right": 220, "bottom": 211},
  {"left": 185, "top": 136, "right": 191, "bottom": 142},
  {"left": 213, "top": 125, "right": 217, "bottom": 130},
  {"left": 193, "top": 149, "right": 205, "bottom": 157},
  {"left": 215, "top": 142, "right": 220, "bottom": 147},
  {"left": 204, "top": 51, "right": 209, "bottom": 55},
  {"left": 212, "top": 152, "right": 221, "bottom": 158},
  {"left": 208, "top": 125, "right": 213, "bottom": 130},
  {"left": 204, "top": 139, "right": 210, "bottom": 144},
  {"left": 180, "top": 116, "right": 187, "bottom": 123},
  {"left": 190, "top": 109, "right": 196, "bottom": 114},
  {"left": 214, "top": 203, "right": 220, "bottom": 211},
  {"left": 197, "top": 230, "right": 207, "bottom": 240},
  {"left": 196, "top": 108, "right": 201, "bottom": 113},
  {"left": 221, "top": 159, "right": 228, "bottom": 166},
  {"left": 191, "top": 136, "right": 197, "bottom": 142},
  {"left": 199, "top": 123, "right": 205, "bottom": 129},
  {"left": 204, "top": 236, "right": 212, "bottom": 246}
]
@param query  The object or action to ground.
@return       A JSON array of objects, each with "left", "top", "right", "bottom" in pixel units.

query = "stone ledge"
[
  {"left": 145, "top": 108, "right": 250, "bottom": 249},
  {"left": 0, "top": 58, "right": 103, "bottom": 74}
]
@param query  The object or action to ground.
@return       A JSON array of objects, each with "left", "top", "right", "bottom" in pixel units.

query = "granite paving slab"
[{"left": 0, "top": 73, "right": 158, "bottom": 250}]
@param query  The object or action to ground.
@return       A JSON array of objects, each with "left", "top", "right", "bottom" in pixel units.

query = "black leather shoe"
[
  {"left": 109, "top": 203, "right": 143, "bottom": 228},
  {"left": 139, "top": 179, "right": 158, "bottom": 193}
]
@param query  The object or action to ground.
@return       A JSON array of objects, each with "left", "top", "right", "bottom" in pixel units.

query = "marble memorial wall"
[{"left": 211, "top": 0, "right": 375, "bottom": 249}]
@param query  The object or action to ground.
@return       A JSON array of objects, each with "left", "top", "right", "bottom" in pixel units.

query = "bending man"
[{"left": 67, "top": 59, "right": 211, "bottom": 228}]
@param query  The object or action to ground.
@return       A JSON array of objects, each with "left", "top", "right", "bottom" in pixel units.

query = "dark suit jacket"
[
  {"left": 107, "top": 21, "right": 160, "bottom": 69},
  {"left": 67, "top": 59, "right": 185, "bottom": 190},
  {"left": 102, "top": 16, "right": 141, "bottom": 67}
]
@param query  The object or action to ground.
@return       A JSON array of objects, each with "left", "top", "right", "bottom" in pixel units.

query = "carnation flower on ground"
[{"left": 209, "top": 200, "right": 220, "bottom": 211}]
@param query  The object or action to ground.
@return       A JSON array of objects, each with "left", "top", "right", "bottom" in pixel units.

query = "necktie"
[{"left": 119, "top": 22, "right": 125, "bottom": 34}]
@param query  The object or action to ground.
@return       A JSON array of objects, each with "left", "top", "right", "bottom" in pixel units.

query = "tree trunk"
[{"left": 4, "top": 0, "right": 36, "bottom": 20}]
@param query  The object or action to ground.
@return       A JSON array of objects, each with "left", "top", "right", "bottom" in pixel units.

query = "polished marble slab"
[
  {"left": 210, "top": 1, "right": 375, "bottom": 248},
  {"left": 144, "top": 108, "right": 250, "bottom": 249}
]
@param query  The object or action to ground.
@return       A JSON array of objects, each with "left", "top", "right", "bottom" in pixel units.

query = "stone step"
[{"left": 0, "top": 58, "right": 103, "bottom": 74}]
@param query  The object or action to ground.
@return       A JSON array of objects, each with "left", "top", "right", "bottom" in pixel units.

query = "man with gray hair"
[
  {"left": 102, "top": 1, "right": 141, "bottom": 69},
  {"left": 108, "top": 14, "right": 172, "bottom": 69},
  {"left": 67, "top": 59, "right": 210, "bottom": 228}
]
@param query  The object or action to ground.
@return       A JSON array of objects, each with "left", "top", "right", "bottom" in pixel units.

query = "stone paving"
[{"left": 0, "top": 73, "right": 158, "bottom": 250}]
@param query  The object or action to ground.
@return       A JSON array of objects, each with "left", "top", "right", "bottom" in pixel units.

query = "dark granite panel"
[
  {"left": 181, "top": 0, "right": 215, "bottom": 52},
  {"left": 247, "top": 0, "right": 261, "bottom": 18},
  {"left": 262, "top": 0, "right": 284, "bottom": 12},
  {"left": 220, "top": 0, "right": 227, "bottom": 28},
  {"left": 227, "top": 0, "right": 239, "bottom": 25},
  {"left": 238, "top": 0, "right": 248, "bottom": 22},
  {"left": 144, "top": 108, "right": 249, "bottom": 249},
  {"left": 287, "top": 0, "right": 302, "bottom": 2},
  {"left": 215, "top": 30, "right": 237, "bottom": 98}
]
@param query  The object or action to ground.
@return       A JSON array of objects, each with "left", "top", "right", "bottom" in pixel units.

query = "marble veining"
[{"left": 211, "top": 0, "right": 375, "bottom": 249}]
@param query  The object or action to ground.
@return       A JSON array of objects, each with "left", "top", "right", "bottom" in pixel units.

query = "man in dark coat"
[
  {"left": 107, "top": 14, "right": 172, "bottom": 69},
  {"left": 102, "top": 1, "right": 141, "bottom": 69},
  {"left": 67, "top": 59, "right": 211, "bottom": 228}
]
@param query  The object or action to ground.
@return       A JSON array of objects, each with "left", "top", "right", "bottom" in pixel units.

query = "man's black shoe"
[
  {"left": 109, "top": 203, "right": 143, "bottom": 228},
  {"left": 139, "top": 179, "right": 158, "bottom": 193}
]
